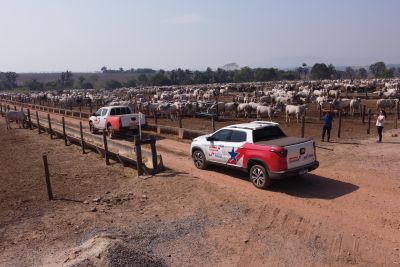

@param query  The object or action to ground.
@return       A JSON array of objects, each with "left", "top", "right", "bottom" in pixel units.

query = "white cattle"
[
  {"left": 376, "top": 99, "right": 399, "bottom": 114},
  {"left": 349, "top": 98, "right": 362, "bottom": 116},
  {"left": 256, "top": 105, "right": 277, "bottom": 121},
  {"left": 285, "top": 104, "right": 307, "bottom": 123},
  {"left": 237, "top": 103, "right": 252, "bottom": 118},
  {"left": 5, "top": 111, "right": 27, "bottom": 129}
]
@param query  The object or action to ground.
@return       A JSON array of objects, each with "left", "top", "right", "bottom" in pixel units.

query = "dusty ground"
[{"left": 1, "top": 110, "right": 400, "bottom": 266}]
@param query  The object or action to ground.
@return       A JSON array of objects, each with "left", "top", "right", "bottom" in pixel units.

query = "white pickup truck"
[
  {"left": 89, "top": 106, "right": 146, "bottom": 138},
  {"left": 190, "top": 121, "right": 319, "bottom": 189}
]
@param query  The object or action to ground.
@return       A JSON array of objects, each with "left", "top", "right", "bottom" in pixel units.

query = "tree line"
[{"left": 1, "top": 61, "right": 399, "bottom": 91}]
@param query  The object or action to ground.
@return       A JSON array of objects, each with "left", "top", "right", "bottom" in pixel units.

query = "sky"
[{"left": 0, "top": 0, "right": 399, "bottom": 72}]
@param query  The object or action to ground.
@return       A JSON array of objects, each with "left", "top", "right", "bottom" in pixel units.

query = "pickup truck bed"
[{"left": 255, "top": 137, "right": 312, "bottom": 147}]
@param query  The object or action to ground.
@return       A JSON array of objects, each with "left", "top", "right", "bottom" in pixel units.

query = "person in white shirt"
[{"left": 375, "top": 110, "right": 386, "bottom": 143}]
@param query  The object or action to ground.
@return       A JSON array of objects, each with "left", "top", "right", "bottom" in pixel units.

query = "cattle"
[
  {"left": 349, "top": 98, "right": 362, "bottom": 116},
  {"left": 224, "top": 102, "right": 238, "bottom": 117},
  {"left": 285, "top": 104, "right": 307, "bottom": 123},
  {"left": 5, "top": 111, "right": 27, "bottom": 129},
  {"left": 256, "top": 105, "right": 278, "bottom": 121},
  {"left": 237, "top": 103, "right": 252, "bottom": 118},
  {"left": 376, "top": 99, "right": 399, "bottom": 114},
  {"left": 332, "top": 98, "right": 351, "bottom": 114}
]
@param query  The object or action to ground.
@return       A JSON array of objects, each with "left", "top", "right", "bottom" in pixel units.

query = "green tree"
[
  {"left": 254, "top": 68, "right": 278, "bottom": 81},
  {"left": 81, "top": 82, "right": 94, "bottom": 89},
  {"left": 310, "top": 63, "right": 331, "bottom": 80},
  {"left": 233, "top": 67, "right": 254, "bottom": 82},
  {"left": 383, "top": 68, "right": 394, "bottom": 78},
  {"left": 104, "top": 80, "right": 122, "bottom": 89},
  {"left": 151, "top": 70, "right": 171, "bottom": 86},
  {"left": 137, "top": 74, "right": 149, "bottom": 86},
  {"left": 101, "top": 66, "right": 108, "bottom": 73},
  {"left": 357, "top": 67, "right": 368, "bottom": 79},
  {"left": 58, "top": 71, "right": 74, "bottom": 89},
  {"left": 125, "top": 78, "right": 137, "bottom": 87},
  {"left": 369, "top": 62, "right": 386, "bottom": 78},
  {"left": 344, "top": 67, "right": 355, "bottom": 79},
  {"left": 24, "top": 79, "right": 43, "bottom": 91}
]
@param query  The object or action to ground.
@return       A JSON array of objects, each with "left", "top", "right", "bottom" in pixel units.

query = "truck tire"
[
  {"left": 249, "top": 164, "right": 271, "bottom": 189},
  {"left": 89, "top": 122, "right": 97, "bottom": 134},
  {"left": 107, "top": 125, "right": 115, "bottom": 139},
  {"left": 192, "top": 150, "right": 208, "bottom": 170}
]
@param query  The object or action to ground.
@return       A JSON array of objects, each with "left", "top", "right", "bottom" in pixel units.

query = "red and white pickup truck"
[
  {"left": 190, "top": 121, "right": 319, "bottom": 189},
  {"left": 89, "top": 106, "right": 146, "bottom": 138}
]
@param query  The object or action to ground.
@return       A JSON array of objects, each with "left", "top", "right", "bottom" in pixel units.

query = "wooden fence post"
[
  {"left": 62, "top": 117, "right": 68, "bottom": 146},
  {"left": 150, "top": 136, "right": 158, "bottom": 173},
  {"left": 42, "top": 154, "right": 53, "bottom": 200},
  {"left": 134, "top": 135, "right": 143, "bottom": 176},
  {"left": 47, "top": 113, "right": 53, "bottom": 139},
  {"left": 80, "top": 121, "right": 85, "bottom": 153},
  {"left": 337, "top": 111, "right": 342, "bottom": 139},
  {"left": 211, "top": 116, "right": 215, "bottom": 132},
  {"left": 367, "top": 109, "right": 371, "bottom": 134},
  {"left": 178, "top": 110, "right": 183, "bottom": 128},
  {"left": 301, "top": 115, "right": 305, "bottom": 138},
  {"left": 394, "top": 101, "right": 399, "bottom": 129},
  {"left": 36, "top": 111, "right": 41, "bottom": 134},
  {"left": 14, "top": 105, "right": 16, "bottom": 111},
  {"left": 362, "top": 105, "right": 366, "bottom": 124},
  {"left": 27, "top": 109, "right": 32, "bottom": 130},
  {"left": 103, "top": 131, "right": 110, "bottom": 165}
]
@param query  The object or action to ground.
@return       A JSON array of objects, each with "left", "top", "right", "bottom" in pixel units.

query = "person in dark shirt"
[{"left": 321, "top": 111, "right": 333, "bottom": 142}]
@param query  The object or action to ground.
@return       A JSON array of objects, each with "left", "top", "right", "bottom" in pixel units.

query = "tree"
[
  {"left": 125, "top": 78, "right": 137, "bottom": 87},
  {"left": 151, "top": 70, "right": 171, "bottom": 86},
  {"left": 104, "top": 80, "right": 122, "bottom": 89},
  {"left": 328, "top": 64, "right": 337, "bottom": 79},
  {"left": 234, "top": 67, "right": 254, "bottom": 82},
  {"left": 81, "top": 82, "right": 94, "bottom": 89},
  {"left": 357, "top": 67, "right": 368, "bottom": 79},
  {"left": 369, "top": 62, "right": 386, "bottom": 78},
  {"left": 101, "top": 66, "right": 108, "bottom": 73},
  {"left": 310, "top": 63, "right": 331, "bottom": 80},
  {"left": 58, "top": 71, "right": 74, "bottom": 89},
  {"left": 254, "top": 68, "right": 278, "bottom": 81},
  {"left": 77, "top": 75, "right": 85, "bottom": 88},
  {"left": 344, "top": 67, "right": 355, "bottom": 80},
  {"left": 24, "top": 79, "right": 43, "bottom": 91},
  {"left": 137, "top": 74, "right": 149, "bottom": 86},
  {"left": 383, "top": 68, "right": 394, "bottom": 78}
]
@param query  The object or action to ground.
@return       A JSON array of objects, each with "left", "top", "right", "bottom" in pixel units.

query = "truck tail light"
[{"left": 269, "top": 147, "right": 288, "bottom": 158}]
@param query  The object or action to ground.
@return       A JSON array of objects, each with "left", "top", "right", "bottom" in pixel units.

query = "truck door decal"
[
  {"left": 208, "top": 145, "right": 223, "bottom": 159},
  {"left": 227, "top": 147, "right": 245, "bottom": 165}
]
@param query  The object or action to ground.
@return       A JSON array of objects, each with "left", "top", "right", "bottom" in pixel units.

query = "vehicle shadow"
[
  {"left": 269, "top": 173, "right": 359, "bottom": 199},
  {"left": 205, "top": 165, "right": 359, "bottom": 200}
]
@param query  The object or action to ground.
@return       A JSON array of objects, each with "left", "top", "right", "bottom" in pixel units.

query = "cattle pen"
[
  {"left": 0, "top": 101, "right": 164, "bottom": 177},
  {"left": 1, "top": 98, "right": 399, "bottom": 146}
]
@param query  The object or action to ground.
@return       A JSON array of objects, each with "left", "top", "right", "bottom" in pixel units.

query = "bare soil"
[{"left": 1, "top": 112, "right": 400, "bottom": 266}]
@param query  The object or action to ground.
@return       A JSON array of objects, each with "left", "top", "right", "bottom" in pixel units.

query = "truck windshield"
[{"left": 253, "top": 126, "right": 286, "bottom": 142}]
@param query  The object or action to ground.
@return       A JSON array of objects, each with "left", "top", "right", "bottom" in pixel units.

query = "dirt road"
[{"left": 1, "top": 113, "right": 400, "bottom": 266}]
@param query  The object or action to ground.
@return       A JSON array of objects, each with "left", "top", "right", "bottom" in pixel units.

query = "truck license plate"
[{"left": 298, "top": 169, "right": 308, "bottom": 175}]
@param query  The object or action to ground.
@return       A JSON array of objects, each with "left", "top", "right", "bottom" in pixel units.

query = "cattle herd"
[{"left": 1, "top": 78, "right": 399, "bottom": 125}]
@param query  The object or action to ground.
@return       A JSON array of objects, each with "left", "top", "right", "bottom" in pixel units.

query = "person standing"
[
  {"left": 375, "top": 110, "right": 386, "bottom": 143},
  {"left": 321, "top": 111, "right": 333, "bottom": 142}
]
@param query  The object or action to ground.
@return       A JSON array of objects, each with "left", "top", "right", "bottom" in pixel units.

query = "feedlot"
[{"left": 1, "top": 103, "right": 400, "bottom": 266}]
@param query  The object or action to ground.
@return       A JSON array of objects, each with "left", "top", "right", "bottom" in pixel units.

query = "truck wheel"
[
  {"left": 249, "top": 164, "right": 271, "bottom": 189},
  {"left": 192, "top": 150, "right": 207, "bottom": 169},
  {"left": 107, "top": 125, "right": 115, "bottom": 139},
  {"left": 89, "top": 122, "right": 97, "bottom": 134}
]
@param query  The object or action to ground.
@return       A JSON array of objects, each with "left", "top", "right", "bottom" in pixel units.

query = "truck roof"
[{"left": 225, "top": 121, "right": 279, "bottom": 130}]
